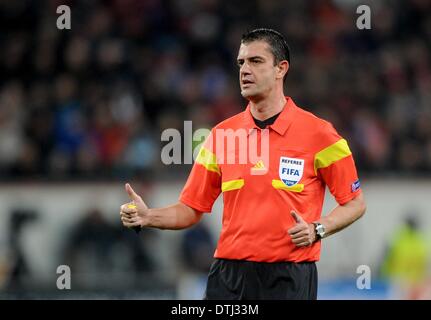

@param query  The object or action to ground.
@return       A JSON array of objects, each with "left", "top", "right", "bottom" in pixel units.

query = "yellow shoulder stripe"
[
  {"left": 222, "top": 179, "right": 244, "bottom": 192},
  {"left": 272, "top": 180, "right": 304, "bottom": 192},
  {"left": 314, "top": 139, "right": 351, "bottom": 174},
  {"left": 196, "top": 146, "right": 220, "bottom": 175}
]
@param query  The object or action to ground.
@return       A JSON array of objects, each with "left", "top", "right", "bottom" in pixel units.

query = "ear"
[{"left": 276, "top": 60, "right": 289, "bottom": 80}]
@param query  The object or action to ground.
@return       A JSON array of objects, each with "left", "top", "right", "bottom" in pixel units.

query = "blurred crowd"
[
  {"left": 1, "top": 0, "right": 431, "bottom": 180},
  {"left": 0, "top": 205, "right": 215, "bottom": 297}
]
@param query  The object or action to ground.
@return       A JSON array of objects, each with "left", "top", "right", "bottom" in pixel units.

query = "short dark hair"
[{"left": 241, "top": 28, "right": 291, "bottom": 66}]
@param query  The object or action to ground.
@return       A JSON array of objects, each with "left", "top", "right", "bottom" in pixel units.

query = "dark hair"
[{"left": 241, "top": 28, "right": 291, "bottom": 66}]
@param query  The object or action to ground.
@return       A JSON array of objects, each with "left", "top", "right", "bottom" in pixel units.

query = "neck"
[{"left": 249, "top": 93, "right": 287, "bottom": 121}]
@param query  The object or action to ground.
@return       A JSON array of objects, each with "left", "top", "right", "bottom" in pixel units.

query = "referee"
[{"left": 120, "top": 28, "right": 366, "bottom": 300}]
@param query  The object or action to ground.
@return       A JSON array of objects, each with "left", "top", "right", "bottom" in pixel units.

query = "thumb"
[
  {"left": 125, "top": 183, "right": 143, "bottom": 203},
  {"left": 291, "top": 210, "right": 304, "bottom": 224}
]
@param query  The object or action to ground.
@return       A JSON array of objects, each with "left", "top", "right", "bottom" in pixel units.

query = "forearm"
[
  {"left": 146, "top": 202, "right": 203, "bottom": 230},
  {"left": 319, "top": 192, "right": 366, "bottom": 238}
]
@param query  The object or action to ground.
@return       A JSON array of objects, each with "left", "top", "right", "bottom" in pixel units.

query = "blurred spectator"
[
  {"left": 380, "top": 214, "right": 430, "bottom": 299},
  {"left": 4, "top": 209, "right": 39, "bottom": 291},
  {"left": 0, "top": 82, "right": 25, "bottom": 171},
  {"left": 178, "top": 222, "right": 215, "bottom": 299},
  {"left": 62, "top": 208, "right": 156, "bottom": 290},
  {"left": 180, "top": 222, "right": 215, "bottom": 274}
]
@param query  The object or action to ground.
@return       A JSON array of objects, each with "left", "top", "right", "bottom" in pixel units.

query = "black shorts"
[{"left": 204, "top": 258, "right": 318, "bottom": 300}]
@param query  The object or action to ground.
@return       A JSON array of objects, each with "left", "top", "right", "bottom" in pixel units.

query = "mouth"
[{"left": 241, "top": 80, "right": 254, "bottom": 87}]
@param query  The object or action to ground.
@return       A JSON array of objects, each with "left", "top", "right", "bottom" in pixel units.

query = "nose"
[{"left": 240, "top": 62, "right": 251, "bottom": 75}]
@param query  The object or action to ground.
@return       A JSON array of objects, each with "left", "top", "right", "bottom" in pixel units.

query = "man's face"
[{"left": 237, "top": 40, "right": 280, "bottom": 100}]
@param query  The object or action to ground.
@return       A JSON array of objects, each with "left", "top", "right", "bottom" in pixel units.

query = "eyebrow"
[{"left": 237, "top": 56, "right": 266, "bottom": 62}]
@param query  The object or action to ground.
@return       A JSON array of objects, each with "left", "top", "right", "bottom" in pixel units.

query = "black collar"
[{"left": 252, "top": 112, "right": 282, "bottom": 129}]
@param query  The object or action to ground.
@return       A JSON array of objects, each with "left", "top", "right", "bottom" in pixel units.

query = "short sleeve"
[
  {"left": 314, "top": 122, "right": 362, "bottom": 205},
  {"left": 179, "top": 130, "right": 222, "bottom": 212}
]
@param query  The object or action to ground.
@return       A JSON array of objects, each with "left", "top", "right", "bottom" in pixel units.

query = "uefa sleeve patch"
[{"left": 351, "top": 179, "right": 361, "bottom": 192}]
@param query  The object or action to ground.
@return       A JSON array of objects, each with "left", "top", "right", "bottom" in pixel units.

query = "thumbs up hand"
[
  {"left": 120, "top": 183, "right": 150, "bottom": 230},
  {"left": 287, "top": 210, "right": 316, "bottom": 247}
]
